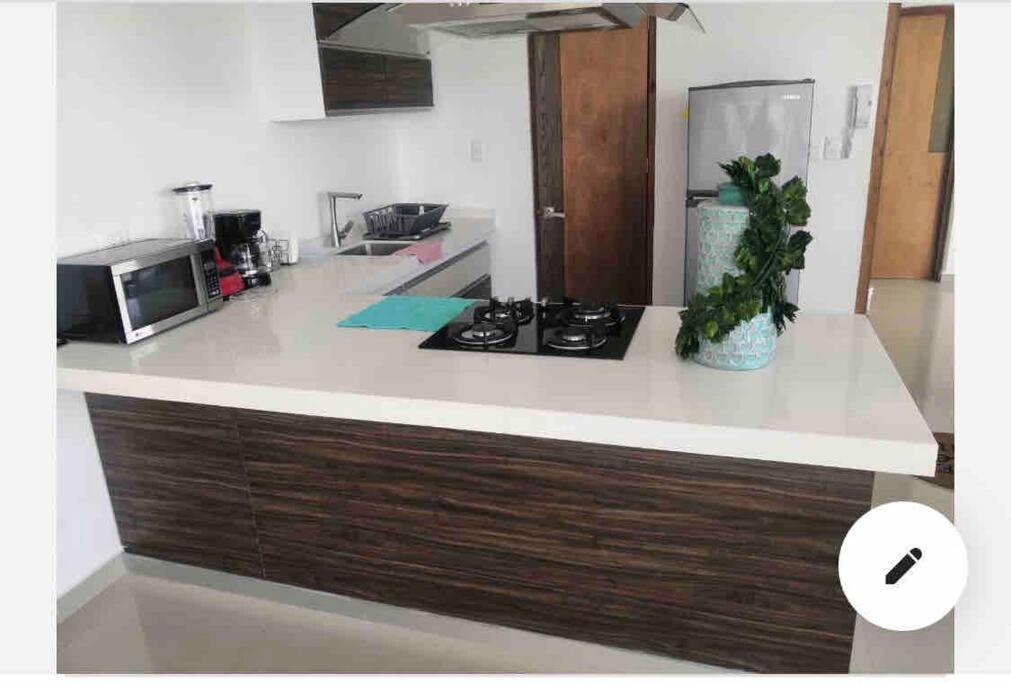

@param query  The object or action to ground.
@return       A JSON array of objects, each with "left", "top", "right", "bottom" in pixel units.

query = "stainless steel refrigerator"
[{"left": 684, "top": 79, "right": 815, "bottom": 305}]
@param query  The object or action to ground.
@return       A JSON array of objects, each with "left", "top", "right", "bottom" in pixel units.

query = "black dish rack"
[{"left": 363, "top": 203, "right": 448, "bottom": 238}]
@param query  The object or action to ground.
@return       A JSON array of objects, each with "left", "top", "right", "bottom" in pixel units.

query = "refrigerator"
[{"left": 684, "top": 79, "right": 815, "bottom": 305}]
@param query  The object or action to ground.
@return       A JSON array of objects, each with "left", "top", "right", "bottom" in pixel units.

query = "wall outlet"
[{"left": 470, "top": 139, "right": 483, "bottom": 163}]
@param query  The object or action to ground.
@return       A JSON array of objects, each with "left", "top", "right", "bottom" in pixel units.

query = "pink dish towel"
[{"left": 397, "top": 241, "right": 443, "bottom": 264}]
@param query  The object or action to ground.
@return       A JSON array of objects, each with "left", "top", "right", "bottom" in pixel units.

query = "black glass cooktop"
[{"left": 419, "top": 298, "right": 645, "bottom": 361}]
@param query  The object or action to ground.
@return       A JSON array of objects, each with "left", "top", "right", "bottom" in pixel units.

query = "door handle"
[{"left": 541, "top": 206, "right": 565, "bottom": 220}]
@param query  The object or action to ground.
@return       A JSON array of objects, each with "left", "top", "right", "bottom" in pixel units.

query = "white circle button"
[{"left": 838, "top": 501, "right": 967, "bottom": 632}]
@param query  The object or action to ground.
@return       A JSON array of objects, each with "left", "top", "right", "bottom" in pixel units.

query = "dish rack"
[{"left": 363, "top": 203, "right": 448, "bottom": 238}]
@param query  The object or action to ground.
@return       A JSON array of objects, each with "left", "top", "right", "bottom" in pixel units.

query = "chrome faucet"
[{"left": 326, "top": 191, "right": 363, "bottom": 247}]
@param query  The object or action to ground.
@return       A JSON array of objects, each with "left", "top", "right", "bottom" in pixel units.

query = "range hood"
[{"left": 386, "top": 3, "right": 704, "bottom": 38}]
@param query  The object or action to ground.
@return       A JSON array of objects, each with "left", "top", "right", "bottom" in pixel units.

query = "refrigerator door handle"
[{"left": 685, "top": 192, "right": 717, "bottom": 208}]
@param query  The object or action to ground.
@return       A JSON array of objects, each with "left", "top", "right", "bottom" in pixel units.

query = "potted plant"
[{"left": 675, "top": 153, "right": 812, "bottom": 369}]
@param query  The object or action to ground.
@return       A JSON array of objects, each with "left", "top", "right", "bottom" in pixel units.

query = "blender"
[{"left": 172, "top": 182, "right": 215, "bottom": 240}]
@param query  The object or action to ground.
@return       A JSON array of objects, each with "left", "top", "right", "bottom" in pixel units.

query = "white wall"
[
  {"left": 56, "top": 391, "right": 121, "bottom": 596},
  {"left": 654, "top": 3, "right": 889, "bottom": 311},
  {"left": 394, "top": 34, "right": 537, "bottom": 298},
  {"left": 57, "top": 3, "right": 407, "bottom": 258}
]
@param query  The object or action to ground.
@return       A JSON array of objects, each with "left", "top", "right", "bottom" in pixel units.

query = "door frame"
[
  {"left": 527, "top": 20, "right": 657, "bottom": 303},
  {"left": 854, "top": 3, "right": 954, "bottom": 313}
]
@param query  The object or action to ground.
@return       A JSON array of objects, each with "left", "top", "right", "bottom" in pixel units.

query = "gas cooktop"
[{"left": 419, "top": 297, "right": 645, "bottom": 360}]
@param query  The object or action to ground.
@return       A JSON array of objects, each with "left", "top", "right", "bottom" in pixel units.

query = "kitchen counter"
[
  {"left": 57, "top": 251, "right": 937, "bottom": 475},
  {"left": 60, "top": 223, "right": 930, "bottom": 672}
]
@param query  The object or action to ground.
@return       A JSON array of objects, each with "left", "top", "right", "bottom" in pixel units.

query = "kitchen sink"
[{"left": 336, "top": 241, "right": 412, "bottom": 257}]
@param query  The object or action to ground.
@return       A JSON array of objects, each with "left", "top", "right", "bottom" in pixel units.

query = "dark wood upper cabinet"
[
  {"left": 319, "top": 48, "right": 387, "bottom": 111},
  {"left": 248, "top": 4, "right": 433, "bottom": 120},
  {"left": 384, "top": 54, "right": 434, "bottom": 107},
  {"left": 319, "top": 47, "right": 434, "bottom": 112},
  {"left": 313, "top": 4, "right": 433, "bottom": 113},
  {"left": 312, "top": 3, "right": 381, "bottom": 41}
]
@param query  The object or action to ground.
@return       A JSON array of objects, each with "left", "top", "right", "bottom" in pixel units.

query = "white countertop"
[
  {"left": 57, "top": 238, "right": 938, "bottom": 476},
  {"left": 296, "top": 213, "right": 495, "bottom": 295}
]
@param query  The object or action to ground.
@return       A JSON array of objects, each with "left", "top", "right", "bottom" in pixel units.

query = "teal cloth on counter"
[{"left": 337, "top": 296, "right": 474, "bottom": 332}]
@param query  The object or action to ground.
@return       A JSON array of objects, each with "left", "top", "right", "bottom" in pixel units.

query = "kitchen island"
[{"left": 57, "top": 248, "right": 936, "bottom": 673}]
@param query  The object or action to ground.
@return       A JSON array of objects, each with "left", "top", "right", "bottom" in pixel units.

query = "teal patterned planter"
[{"left": 692, "top": 200, "right": 777, "bottom": 371}]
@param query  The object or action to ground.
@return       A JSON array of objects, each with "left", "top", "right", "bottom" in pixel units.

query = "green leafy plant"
[{"left": 674, "top": 153, "right": 813, "bottom": 359}]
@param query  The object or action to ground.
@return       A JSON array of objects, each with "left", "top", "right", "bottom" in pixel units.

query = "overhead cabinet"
[
  {"left": 248, "top": 3, "right": 433, "bottom": 120},
  {"left": 319, "top": 47, "right": 433, "bottom": 111}
]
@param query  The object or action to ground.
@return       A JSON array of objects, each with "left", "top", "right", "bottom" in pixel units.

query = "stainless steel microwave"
[{"left": 57, "top": 238, "right": 223, "bottom": 344}]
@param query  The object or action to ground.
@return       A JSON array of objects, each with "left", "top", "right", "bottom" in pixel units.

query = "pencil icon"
[{"left": 885, "top": 548, "right": 923, "bottom": 585}]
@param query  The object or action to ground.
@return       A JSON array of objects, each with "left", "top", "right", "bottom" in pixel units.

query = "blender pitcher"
[{"left": 172, "top": 182, "right": 214, "bottom": 240}]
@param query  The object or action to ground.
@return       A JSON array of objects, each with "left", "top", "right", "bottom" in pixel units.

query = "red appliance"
[{"left": 214, "top": 247, "right": 245, "bottom": 299}]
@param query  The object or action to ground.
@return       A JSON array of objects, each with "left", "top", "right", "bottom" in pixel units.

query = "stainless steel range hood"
[{"left": 386, "top": 3, "right": 704, "bottom": 38}]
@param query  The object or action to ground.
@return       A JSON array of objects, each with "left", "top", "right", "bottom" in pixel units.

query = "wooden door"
[
  {"left": 870, "top": 8, "right": 954, "bottom": 279},
  {"left": 530, "top": 21, "right": 654, "bottom": 304}
]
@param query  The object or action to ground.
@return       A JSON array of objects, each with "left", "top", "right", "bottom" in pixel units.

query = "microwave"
[{"left": 57, "top": 238, "right": 223, "bottom": 344}]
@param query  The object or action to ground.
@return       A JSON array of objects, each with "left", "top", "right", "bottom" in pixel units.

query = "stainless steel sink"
[{"left": 336, "top": 241, "right": 412, "bottom": 257}]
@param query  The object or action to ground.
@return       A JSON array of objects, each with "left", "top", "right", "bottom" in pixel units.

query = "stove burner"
[
  {"left": 477, "top": 297, "right": 534, "bottom": 325},
  {"left": 558, "top": 300, "right": 625, "bottom": 328},
  {"left": 419, "top": 297, "right": 645, "bottom": 360},
  {"left": 545, "top": 325, "right": 608, "bottom": 352},
  {"left": 451, "top": 320, "right": 515, "bottom": 347}
]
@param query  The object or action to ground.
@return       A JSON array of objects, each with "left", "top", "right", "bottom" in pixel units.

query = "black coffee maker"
[{"left": 213, "top": 210, "right": 272, "bottom": 288}]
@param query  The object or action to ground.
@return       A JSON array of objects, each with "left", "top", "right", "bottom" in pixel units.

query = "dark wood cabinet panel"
[
  {"left": 85, "top": 395, "right": 871, "bottom": 672},
  {"left": 319, "top": 47, "right": 387, "bottom": 111},
  {"left": 384, "top": 54, "right": 434, "bottom": 107},
  {"left": 318, "top": 47, "right": 434, "bottom": 112},
  {"left": 236, "top": 408, "right": 871, "bottom": 673},
  {"left": 85, "top": 394, "right": 262, "bottom": 578}
]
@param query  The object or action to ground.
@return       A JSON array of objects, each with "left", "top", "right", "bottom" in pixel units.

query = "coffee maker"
[{"left": 213, "top": 210, "right": 272, "bottom": 288}]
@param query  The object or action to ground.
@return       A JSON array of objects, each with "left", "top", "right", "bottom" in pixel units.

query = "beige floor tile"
[
  {"left": 57, "top": 572, "right": 713, "bottom": 673},
  {"left": 867, "top": 276, "right": 954, "bottom": 433}
]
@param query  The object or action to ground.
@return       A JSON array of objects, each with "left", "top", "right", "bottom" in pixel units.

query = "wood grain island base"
[{"left": 86, "top": 393, "right": 873, "bottom": 673}]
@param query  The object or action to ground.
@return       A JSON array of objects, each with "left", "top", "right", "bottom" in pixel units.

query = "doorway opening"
[
  {"left": 528, "top": 19, "right": 656, "bottom": 305},
  {"left": 856, "top": 4, "right": 954, "bottom": 313}
]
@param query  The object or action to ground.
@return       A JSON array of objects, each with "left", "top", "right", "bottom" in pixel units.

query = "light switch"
[{"left": 470, "top": 139, "right": 483, "bottom": 163}]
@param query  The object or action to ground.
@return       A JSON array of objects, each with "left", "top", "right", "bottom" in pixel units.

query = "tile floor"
[
  {"left": 58, "top": 277, "right": 956, "bottom": 674},
  {"left": 866, "top": 276, "right": 954, "bottom": 434},
  {"left": 57, "top": 569, "right": 722, "bottom": 674}
]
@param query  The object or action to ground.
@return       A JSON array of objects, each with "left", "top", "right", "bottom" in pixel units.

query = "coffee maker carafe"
[{"left": 213, "top": 210, "right": 272, "bottom": 288}]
